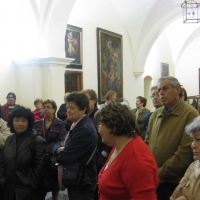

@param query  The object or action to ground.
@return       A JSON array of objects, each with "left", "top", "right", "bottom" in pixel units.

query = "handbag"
[{"left": 62, "top": 146, "right": 97, "bottom": 188}]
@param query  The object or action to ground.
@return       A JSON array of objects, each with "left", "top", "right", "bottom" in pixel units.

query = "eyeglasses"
[
  {"left": 150, "top": 94, "right": 160, "bottom": 99},
  {"left": 43, "top": 106, "right": 53, "bottom": 109},
  {"left": 97, "top": 124, "right": 102, "bottom": 130}
]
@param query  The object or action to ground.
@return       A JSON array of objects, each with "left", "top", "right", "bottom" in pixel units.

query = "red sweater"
[
  {"left": 2, "top": 103, "right": 19, "bottom": 122},
  {"left": 32, "top": 109, "right": 44, "bottom": 121},
  {"left": 98, "top": 135, "right": 158, "bottom": 200}
]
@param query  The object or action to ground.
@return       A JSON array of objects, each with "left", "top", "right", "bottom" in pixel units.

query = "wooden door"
[{"left": 65, "top": 70, "right": 83, "bottom": 93}]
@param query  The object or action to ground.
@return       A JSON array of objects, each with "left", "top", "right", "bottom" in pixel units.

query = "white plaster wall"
[
  {"left": 143, "top": 33, "right": 175, "bottom": 110},
  {"left": 15, "top": 65, "right": 42, "bottom": 109},
  {"left": 0, "top": 63, "right": 18, "bottom": 106},
  {"left": 66, "top": 0, "right": 139, "bottom": 108},
  {"left": 176, "top": 36, "right": 200, "bottom": 97},
  {"left": 0, "top": 1, "right": 75, "bottom": 110}
]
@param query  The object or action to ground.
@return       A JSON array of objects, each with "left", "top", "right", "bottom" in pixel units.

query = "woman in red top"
[
  {"left": 96, "top": 102, "right": 158, "bottom": 200},
  {"left": 32, "top": 98, "right": 44, "bottom": 121}
]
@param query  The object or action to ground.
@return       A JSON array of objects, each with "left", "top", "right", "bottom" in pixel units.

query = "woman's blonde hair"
[{"left": 105, "top": 90, "right": 116, "bottom": 101}]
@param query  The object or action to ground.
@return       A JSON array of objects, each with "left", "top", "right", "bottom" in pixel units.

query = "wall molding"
[{"left": 12, "top": 57, "right": 75, "bottom": 67}]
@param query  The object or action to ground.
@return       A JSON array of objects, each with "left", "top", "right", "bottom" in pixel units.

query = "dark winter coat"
[
  {"left": 0, "top": 130, "right": 47, "bottom": 200},
  {"left": 52, "top": 115, "right": 98, "bottom": 186},
  {"left": 57, "top": 103, "right": 67, "bottom": 121},
  {"left": 34, "top": 117, "right": 67, "bottom": 155}
]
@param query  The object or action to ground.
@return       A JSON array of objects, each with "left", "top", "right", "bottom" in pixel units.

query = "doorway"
[{"left": 65, "top": 70, "right": 83, "bottom": 93}]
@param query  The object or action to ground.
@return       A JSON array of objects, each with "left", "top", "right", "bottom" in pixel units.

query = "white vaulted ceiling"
[{"left": 1, "top": 0, "right": 200, "bottom": 72}]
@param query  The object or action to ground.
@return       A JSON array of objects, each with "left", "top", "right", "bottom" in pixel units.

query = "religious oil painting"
[
  {"left": 97, "top": 28, "right": 123, "bottom": 104},
  {"left": 65, "top": 25, "right": 82, "bottom": 65}
]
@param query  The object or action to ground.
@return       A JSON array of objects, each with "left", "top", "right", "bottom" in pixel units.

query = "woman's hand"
[{"left": 56, "top": 147, "right": 64, "bottom": 154}]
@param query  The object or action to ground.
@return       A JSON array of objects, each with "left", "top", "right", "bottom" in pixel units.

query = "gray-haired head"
[
  {"left": 157, "top": 76, "right": 181, "bottom": 88},
  {"left": 151, "top": 85, "right": 158, "bottom": 91},
  {"left": 185, "top": 116, "right": 200, "bottom": 135}
]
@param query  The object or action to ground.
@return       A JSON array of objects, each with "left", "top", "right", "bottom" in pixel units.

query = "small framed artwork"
[
  {"left": 65, "top": 25, "right": 82, "bottom": 66},
  {"left": 161, "top": 63, "right": 169, "bottom": 77},
  {"left": 97, "top": 27, "right": 123, "bottom": 104}
]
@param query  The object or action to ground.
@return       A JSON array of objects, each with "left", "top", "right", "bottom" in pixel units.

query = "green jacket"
[
  {"left": 145, "top": 100, "right": 199, "bottom": 183},
  {"left": 132, "top": 107, "right": 150, "bottom": 139}
]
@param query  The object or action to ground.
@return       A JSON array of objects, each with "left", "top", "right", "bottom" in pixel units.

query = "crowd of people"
[{"left": 0, "top": 76, "right": 199, "bottom": 200}]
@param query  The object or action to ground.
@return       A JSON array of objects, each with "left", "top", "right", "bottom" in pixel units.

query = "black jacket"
[
  {"left": 57, "top": 103, "right": 73, "bottom": 131},
  {"left": 53, "top": 115, "right": 98, "bottom": 186},
  {"left": 0, "top": 130, "right": 47, "bottom": 200},
  {"left": 57, "top": 103, "right": 67, "bottom": 121}
]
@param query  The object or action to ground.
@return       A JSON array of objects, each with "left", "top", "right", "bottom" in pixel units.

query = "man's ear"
[{"left": 176, "top": 86, "right": 181, "bottom": 95}]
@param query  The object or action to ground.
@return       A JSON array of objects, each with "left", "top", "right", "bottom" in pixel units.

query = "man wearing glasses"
[
  {"left": 144, "top": 86, "right": 163, "bottom": 136},
  {"left": 145, "top": 76, "right": 198, "bottom": 200},
  {"left": 2, "top": 92, "right": 19, "bottom": 122}
]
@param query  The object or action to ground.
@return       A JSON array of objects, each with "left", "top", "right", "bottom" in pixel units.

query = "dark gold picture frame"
[
  {"left": 65, "top": 25, "right": 82, "bottom": 66},
  {"left": 97, "top": 28, "right": 123, "bottom": 104}
]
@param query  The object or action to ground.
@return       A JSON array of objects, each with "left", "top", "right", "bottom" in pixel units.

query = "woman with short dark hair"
[
  {"left": 0, "top": 106, "right": 47, "bottom": 200},
  {"left": 34, "top": 99, "right": 67, "bottom": 200},
  {"left": 96, "top": 102, "right": 158, "bottom": 200},
  {"left": 52, "top": 92, "right": 98, "bottom": 200}
]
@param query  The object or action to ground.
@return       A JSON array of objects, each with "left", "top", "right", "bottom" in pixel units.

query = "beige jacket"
[
  {"left": 145, "top": 100, "right": 199, "bottom": 183},
  {"left": 0, "top": 118, "right": 11, "bottom": 149},
  {"left": 170, "top": 161, "right": 200, "bottom": 200}
]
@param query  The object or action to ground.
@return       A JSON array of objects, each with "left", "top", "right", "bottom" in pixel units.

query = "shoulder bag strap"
[
  {"left": 86, "top": 146, "right": 97, "bottom": 166},
  {"left": 42, "top": 119, "right": 46, "bottom": 140},
  {"left": 81, "top": 146, "right": 97, "bottom": 174},
  {"left": 80, "top": 146, "right": 97, "bottom": 173}
]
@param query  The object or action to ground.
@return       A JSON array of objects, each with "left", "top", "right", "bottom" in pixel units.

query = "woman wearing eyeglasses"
[
  {"left": 34, "top": 99, "right": 67, "bottom": 200},
  {"left": 96, "top": 102, "right": 158, "bottom": 200}
]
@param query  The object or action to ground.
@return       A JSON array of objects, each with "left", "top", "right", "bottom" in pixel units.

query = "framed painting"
[
  {"left": 65, "top": 25, "right": 82, "bottom": 66},
  {"left": 161, "top": 63, "right": 169, "bottom": 77},
  {"left": 97, "top": 28, "right": 123, "bottom": 104}
]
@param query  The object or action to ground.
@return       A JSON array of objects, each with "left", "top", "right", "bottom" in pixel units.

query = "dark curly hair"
[
  {"left": 7, "top": 106, "right": 34, "bottom": 133},
  {"left": 95, "top": 102, "right": 139, "bottom": 137}
]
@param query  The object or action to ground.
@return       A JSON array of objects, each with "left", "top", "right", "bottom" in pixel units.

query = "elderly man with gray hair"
[{"left": 145, "top": 76, "right": 199, "bottom": 200}]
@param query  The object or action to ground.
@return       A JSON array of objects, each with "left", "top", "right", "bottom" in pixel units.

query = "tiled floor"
[{"left": 45, "top": 190, "right": 69, "bottom": 200}]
